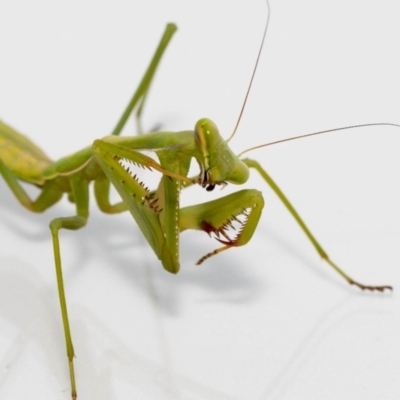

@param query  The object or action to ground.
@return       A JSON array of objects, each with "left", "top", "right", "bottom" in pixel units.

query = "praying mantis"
[{"left": 0, "top": 0, "right": 400, "bottom": 400}]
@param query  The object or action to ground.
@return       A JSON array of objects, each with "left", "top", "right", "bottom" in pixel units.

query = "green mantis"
[{"left": 1, "top": 1, "right": 399, "bottom": 399}]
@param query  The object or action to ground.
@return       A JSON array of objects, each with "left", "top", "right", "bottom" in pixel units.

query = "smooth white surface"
[{"left": 0, "top": 1, "right": 399, "bottom": 399}]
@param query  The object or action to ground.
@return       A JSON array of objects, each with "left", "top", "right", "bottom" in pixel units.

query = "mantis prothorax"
[{"left": 0, "top": 2, "right": 397, "bottom": 399}]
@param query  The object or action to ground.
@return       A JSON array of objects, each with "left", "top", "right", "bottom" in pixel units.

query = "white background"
[{"left": 0, "top": 1, "right": 399, "bottom": 399}]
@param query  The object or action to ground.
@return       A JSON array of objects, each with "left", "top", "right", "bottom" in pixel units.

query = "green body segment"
[
  {"left": 0, "top": 120, "right": 53, "bottom": 184},
  {"left": 42, "top": 146, "right": 93, "bottom": 179}
]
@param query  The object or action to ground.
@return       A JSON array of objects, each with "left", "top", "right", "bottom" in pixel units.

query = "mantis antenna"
[
  {"left": 238, "top": 123, "right": 400, "bottom": 157},
  {"left": 227, "top": 0, "right": 271, "bottom": 143}
]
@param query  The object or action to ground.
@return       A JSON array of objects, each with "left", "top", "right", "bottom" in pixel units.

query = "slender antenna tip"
[{"left": 227, "top": 0, "right": 271, "bottom": 143}]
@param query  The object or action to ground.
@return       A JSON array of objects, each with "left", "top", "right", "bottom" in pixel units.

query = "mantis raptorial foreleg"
[
  {"left": 180, "top": 189, "right": 264, "bottom": 262},
  {"left": 93, "top": 132, "right": 196, "bottom": 274}
]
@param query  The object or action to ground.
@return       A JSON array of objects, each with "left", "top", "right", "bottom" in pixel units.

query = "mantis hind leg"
[
  {"left": 243, "top": 158, "right": 391, "bottom": 292},
  {"left": 49, "top": 176, "right": 89, "bottom": 399}
]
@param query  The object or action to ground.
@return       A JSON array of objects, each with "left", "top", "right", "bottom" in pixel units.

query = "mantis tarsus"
[{"left": 0, "top": 0, "right": 400, "bottom": 400}]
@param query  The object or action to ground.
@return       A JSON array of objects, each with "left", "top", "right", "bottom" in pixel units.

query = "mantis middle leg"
[{"left": 243, "top": 158, "right": 391, "bottom": 292}]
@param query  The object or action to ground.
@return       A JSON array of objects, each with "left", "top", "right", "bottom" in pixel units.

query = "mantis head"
[{"left": 194, "top": 118, "right": 249, "bottom": 191}]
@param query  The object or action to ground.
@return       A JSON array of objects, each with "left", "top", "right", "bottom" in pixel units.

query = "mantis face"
[{"left": 194, "top": 118, "right": 249, "bottom": 190}]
